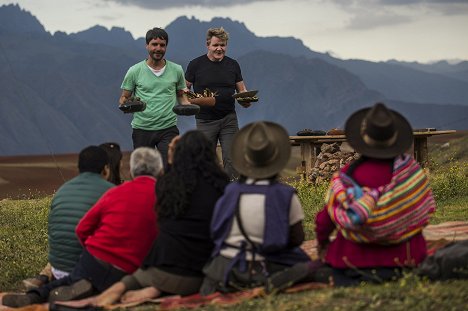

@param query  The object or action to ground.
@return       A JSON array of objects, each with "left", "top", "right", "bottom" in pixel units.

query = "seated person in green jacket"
[{"left": 22, "top": 146, "right": 115, "bottom": 289}]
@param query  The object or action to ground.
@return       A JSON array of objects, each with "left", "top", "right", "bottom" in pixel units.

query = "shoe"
[
  {"left": 48, "top": 279, "right": 94, "bottom": 302},
  {"left": 2, "top": 293, "right": 44, "bottom": 308},
  {"left": 49, "top": 302, "right": 102, "bottom": 311},
  {"left": 265, "top": 262, "right": 310, "bottom": 294},
  {"left": 23, "top": 274, "right": 50, "bottom": 290}
]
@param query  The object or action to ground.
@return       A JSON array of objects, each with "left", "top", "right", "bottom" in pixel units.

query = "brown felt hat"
[
  {"left": 231, "top": 121, "right": 291, "bottom": 179},
  {"left": 345, "top": 102, "right": 413, "bottom": 159}
]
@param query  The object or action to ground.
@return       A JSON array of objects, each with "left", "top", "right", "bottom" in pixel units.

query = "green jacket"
[{"left": 48, "top": 172, "right": 114, "bottom": 272}]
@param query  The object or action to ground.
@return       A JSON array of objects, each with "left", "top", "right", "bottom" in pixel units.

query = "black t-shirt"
[
  {"left": 143, "top": 176, "right": 228, "bottom": 276},
  {"left": 185, "top": 55, "right": 243, "bottom": 120}
]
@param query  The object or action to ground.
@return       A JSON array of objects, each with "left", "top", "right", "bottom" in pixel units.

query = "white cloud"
[{"left": 101, "top": 0, "right": 281, "bottom": 10}]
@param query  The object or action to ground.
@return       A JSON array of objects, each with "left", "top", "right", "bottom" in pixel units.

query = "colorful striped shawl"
[{"left": 326, "top": 155, "right": 436, "bottom": 244}]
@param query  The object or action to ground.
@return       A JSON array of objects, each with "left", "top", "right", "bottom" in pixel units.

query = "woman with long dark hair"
[
  {"left": 99, "top": 142, "right": 123, "bottom": 185},
  {"left": 96, "top": 130, "right": 229, "bottom": 305}
]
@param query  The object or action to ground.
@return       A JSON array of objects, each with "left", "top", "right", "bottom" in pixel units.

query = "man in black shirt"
[{"left": 185, "top": 27, "right": 252, "bottom": 179}]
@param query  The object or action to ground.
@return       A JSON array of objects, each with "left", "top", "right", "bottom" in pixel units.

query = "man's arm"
[
  {"left": 235, "top": 81, "right": 251, "bottom": 108},
  {"left": 187, "top": 96, "right": 216, "bottom": 107},
  {"left": 184, "top": 80, "right": 215, "bottom": 107},
  {"left": 235, "top": 81, "right": 248, "bottom": 93},
  {"left": 176, "top": 89, "right": 191, "bottom": 105},
  {"left": 119, "top": 89, "right": 132, "bottom": 106}
]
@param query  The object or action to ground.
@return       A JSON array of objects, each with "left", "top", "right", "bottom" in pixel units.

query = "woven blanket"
[
  {"left": 326, "top": 155, "right": 436, "bottom": 244},
  {"left": 423, "top": 221, "right": 468, "bottom": 242}
]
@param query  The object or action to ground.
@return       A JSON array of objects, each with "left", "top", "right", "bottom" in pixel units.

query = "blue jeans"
[{"left": 196, "top": 113, "right": 239, "bottom": 179}]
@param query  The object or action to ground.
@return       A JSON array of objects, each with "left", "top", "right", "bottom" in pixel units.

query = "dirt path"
[{"left": 0, "top": 153, "right": 131, "bottom": 199}]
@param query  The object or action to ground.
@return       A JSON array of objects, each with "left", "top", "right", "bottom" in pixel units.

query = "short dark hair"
[
  {"left": 146, "top": 27, "right": 169, "bottom": 45},
  {"left": 78, "top": 146, "right": 108, "bottom": 174}
]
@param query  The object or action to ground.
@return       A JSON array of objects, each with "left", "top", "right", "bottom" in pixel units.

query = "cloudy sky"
[{"left": 2, "top": 0, "right": 468, "bottom": 63}]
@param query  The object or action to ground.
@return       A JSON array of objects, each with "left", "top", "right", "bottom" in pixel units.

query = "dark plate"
[
  {"left": 296, "top": 129, "right": 326, "bottom": 136},
  {"left": 173, "top": 104, "right": 200, "bottom": 116},
  {"left": 236, "top": 97, "right": 259, "bottom": 103},
  {"left": 119, "top": 100, "right": 146, "bottom": 113},
  {"left": 232, "top": 90, "right": 258, "bottom": 99},
  {"left": 414, "top": 128, "right": 436, "bottom": 132}
]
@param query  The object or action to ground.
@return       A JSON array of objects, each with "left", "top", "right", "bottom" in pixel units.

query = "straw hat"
[
  {"left": 231, "top": 121, "right": 291, "bottom": 179},
  {"left": 345, "top": 103, "right": 413, "bottom": 159}
]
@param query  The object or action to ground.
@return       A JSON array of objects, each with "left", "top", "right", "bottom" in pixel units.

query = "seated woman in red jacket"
[
  {"left": 2, "top": 147, "right": 162, "bottom": 308},
  {"left": 315, "top": 103, "right": 436, "bottom": 286},
  {"left": 96, "top": 130, "right": 230, "bottom": 305}
]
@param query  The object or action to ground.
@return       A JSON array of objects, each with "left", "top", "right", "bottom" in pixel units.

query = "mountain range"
[{"left": 0, "top": 4, "right": 467, "bottom": 156}]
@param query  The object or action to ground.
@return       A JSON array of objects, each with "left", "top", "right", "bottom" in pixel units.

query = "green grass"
[
  {"left": 189, "top": 275, "right": 468, "bottom": 311},
  {"left": 0, "top": 161, "right": 467, "bottom": 309},
  {"left": 0, "top": 197, "right": 50, "bottom": 291}
]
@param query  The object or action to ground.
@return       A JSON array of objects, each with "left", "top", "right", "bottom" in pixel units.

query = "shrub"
[
  {"left": 430, "top": 161, "right": 468, "bottom": 203},
  {"left": 284, "top": 178, "right": 328, "bottom": 240}
]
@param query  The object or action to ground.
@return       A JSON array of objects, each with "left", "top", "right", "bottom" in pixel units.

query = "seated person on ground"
[
  {"left": 23, "top": 145, "right": 115, "bottom": 289},
  {"left": 314, "top": 102, "right": 436, "bottom": 286},
  {"left": 200, "top": 121, "right": 314, "bottom": 295},
  {"left": 96, "top": 130, "right": 230, "bottom": 305},
  {"left": 1, "top": 147, "right": 163, "bottom": 308},
  {"left": 99, "top": 142, "right": 123, "bottom": 185}
]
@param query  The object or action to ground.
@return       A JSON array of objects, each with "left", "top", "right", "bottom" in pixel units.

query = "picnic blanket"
[
  {"left": 1, "top": 221, "right": 467, "bottom": 311},
  {"left": 423, "top": 221, "right": 468, "bottom": 241}
]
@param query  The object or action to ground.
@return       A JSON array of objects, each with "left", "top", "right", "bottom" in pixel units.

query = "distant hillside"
[
  {"left": 429, "top": 130, "right": 468, "bottom": 169},
  {"left": 387, "top": 60, "right": 468, "bottom": 83},
  {"left": 0, "top": 4, "right": 467, "bottom": 156}
]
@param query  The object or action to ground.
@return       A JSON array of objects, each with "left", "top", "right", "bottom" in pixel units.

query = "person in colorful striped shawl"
[{"left": 314, "top": 103, "right": 436, "bottom": 286}]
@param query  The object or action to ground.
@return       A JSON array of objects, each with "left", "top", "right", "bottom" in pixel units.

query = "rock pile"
[{"left": 309, "top": 142, "right": 359, "bottom": 183}]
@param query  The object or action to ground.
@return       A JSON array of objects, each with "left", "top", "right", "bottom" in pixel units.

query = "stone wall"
[{"left": 309, "top": 142, "right": 359, "bottom": 183}]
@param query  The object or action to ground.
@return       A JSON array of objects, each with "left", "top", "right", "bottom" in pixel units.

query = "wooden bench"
[{"left": 290, "top": 130, "right": 456, "bottom": 178}]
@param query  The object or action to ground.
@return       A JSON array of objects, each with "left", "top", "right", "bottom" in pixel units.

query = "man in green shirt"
[{"left": 120, "top": 27, "right": 189, "bottom": 166}]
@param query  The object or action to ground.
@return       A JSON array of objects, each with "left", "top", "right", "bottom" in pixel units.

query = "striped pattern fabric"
[{"left": 326, "top": 155, "right": 436, "bottom": 244}]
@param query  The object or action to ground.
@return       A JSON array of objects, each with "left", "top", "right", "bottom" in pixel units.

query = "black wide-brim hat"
[
  {"left": 231, "top": 121, "right": 291, "bottom": 179},
  {"left": 345, "top": 103, "right": 413, "bottom": 159}
]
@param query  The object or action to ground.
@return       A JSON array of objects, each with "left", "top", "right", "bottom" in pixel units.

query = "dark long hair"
[
  {"left": 99, "top": 142, "right": 123, "bottom": 185},
  {"left": 156, "top": 130, "right": 229, "bottom": 218}
]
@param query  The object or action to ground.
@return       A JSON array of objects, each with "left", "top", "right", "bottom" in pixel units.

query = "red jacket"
[
  {"left": 76, "top": 176, "right": 158, "bottom": 273},
  {"left": 315, "top": 158, "right": 427, "bottom": 268}
]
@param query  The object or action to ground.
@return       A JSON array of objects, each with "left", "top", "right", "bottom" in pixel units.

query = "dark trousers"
[
  {"left": 30, "top": 249, "right": 127, "bottom": 300},
  {"left": 132, "top": 126, "right": 179, "bottom": 168},
  {"left": 196, "top": 113, "right": 239, "bottom": 179}
]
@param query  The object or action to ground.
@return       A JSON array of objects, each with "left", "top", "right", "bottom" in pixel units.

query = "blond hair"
[{"left": 206, "top": 27, "right": 229, "bottom": 44}]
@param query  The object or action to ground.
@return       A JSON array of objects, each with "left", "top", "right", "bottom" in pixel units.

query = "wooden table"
[{"left": 290, "top": 130, "right": 456, "bottom": 178}]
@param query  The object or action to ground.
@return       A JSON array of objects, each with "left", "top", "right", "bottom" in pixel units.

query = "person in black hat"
[
  {"left": 199, "top": 121, "right": 313, "bottom": 295},
  {"left": 314, "top": 102, "right": 436, "bottom": 286}
]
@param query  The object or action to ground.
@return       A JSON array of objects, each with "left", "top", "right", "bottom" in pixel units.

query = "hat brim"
[
  {"left": 345, "top": 107, "right": 413, "bottom": 159},
  {"left": 231, "top": 121, "right": 291, "bottom": 179}
]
